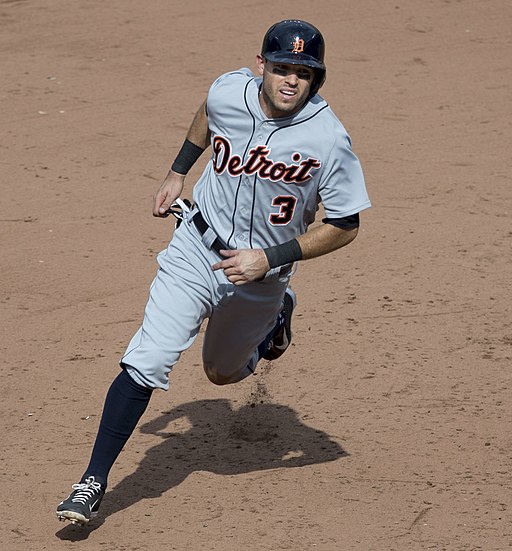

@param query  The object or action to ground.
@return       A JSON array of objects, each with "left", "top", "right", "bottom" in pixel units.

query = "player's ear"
[{"left": 256, "top": 54, "right": 265, "bottom": 76}]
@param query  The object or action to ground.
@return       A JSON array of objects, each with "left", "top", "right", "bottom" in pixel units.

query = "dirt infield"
[{"left": 1, "top": 1, "right": 511, "bottom": 549}]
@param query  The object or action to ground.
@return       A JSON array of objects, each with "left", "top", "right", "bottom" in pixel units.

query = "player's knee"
[
  {"left": 203, "top": 363, "right": 238, "bottom": 386},
  {"left": 204, "top": 368, "right": 231, "bottom": 385},
  {"left": 207, "top": 374, "right": 231, "bottom": 386}
]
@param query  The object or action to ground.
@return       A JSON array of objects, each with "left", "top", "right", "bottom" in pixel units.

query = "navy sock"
[{"left": 82, "top": 368, "right": 153, "bottom": 488}]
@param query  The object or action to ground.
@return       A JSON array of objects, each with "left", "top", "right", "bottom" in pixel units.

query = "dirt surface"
[{"left": 1, "top": 1, "right": 511, "bottom": 550}]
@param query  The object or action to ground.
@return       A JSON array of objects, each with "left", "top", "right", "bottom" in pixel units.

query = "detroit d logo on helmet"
[{"left": 292, "top": 37, "right": 305, "bottom": 53}]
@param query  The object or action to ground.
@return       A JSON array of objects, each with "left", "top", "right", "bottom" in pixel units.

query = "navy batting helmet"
[{"left": 261, "top": 20, "right": 326, "bottom": 96}]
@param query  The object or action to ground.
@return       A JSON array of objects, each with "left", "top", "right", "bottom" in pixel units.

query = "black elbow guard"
[{"left": 323, "top": 212, "right": 360, "bottom": 230}]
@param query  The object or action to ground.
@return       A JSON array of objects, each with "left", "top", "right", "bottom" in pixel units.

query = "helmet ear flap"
[{"left": 311, "top": 68, "right": 326, "bottom": 97}]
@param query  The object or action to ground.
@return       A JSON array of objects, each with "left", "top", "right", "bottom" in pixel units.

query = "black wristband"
[
  {"left": 171, "top": 139, "right": 205, "bottom": 175},
  {"left": 263, "top": 239, "right": 303, "bottom": 269}
]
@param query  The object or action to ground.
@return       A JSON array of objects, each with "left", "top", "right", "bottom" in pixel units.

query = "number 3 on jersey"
[{"left": 269, "top": 195, "right": 297, "bottom": 225}]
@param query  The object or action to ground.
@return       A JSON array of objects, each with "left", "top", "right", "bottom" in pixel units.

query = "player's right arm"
[{"left": 153, "top": 100, "right": 210, "bottom": 217}]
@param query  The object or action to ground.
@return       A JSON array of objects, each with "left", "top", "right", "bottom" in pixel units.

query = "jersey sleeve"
[
  {"left": 318, "top": 130, "right": 371, "bottom": 218},
  {"left": 206, "top": 68, "right": 255, "bottom": 122}
]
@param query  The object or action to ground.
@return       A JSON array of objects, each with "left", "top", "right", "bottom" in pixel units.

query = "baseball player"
[{"left": 56, "top": 19, "right": 371, "bottom": 525}]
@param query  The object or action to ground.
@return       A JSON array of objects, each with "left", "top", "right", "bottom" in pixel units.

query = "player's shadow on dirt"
[{"left": 56, "top": 397, "right": 346, "bottom": 540}]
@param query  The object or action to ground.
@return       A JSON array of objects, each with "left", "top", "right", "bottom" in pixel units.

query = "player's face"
[{"left": 256, "top": 55, "right": 314, "bottom": 118}]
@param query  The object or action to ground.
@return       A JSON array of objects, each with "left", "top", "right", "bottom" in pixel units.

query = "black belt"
[{"left": 192, "top": 210, "right": 229, "bottom": 255}]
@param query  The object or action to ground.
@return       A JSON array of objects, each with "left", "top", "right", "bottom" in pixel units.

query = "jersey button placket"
[
  {"left": 233, "top": 190, "right": 250, "bottom": 247},
  {"left": 256, "top": 121, "right": 268, "bottom": 144},
  {"left": 240, "top": 123, "right": 267, "bottom": 247}
]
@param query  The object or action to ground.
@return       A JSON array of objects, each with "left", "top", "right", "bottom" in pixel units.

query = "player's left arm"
[
  {"left": 211, "top": 217, "right": 359, "bottom": 286},
  {"left": 295, "top": 220, "right": 358, "bottom": 261}
]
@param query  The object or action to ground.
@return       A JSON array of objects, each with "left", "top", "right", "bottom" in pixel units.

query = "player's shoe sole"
[{"left": 56, "top": 509, "right": 96, "bottom": 525}]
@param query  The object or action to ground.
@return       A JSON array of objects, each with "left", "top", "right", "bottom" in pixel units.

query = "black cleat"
[
  {"left": 56, "top": 476, "right": 105, "bottom": 526},
  {"left": 264, "top": 288, "right": 297, "bottom": 361}
]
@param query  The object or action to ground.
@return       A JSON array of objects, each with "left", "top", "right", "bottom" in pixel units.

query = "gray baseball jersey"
[
  {"left": 121, "top": 68, "right": 370, "bottom": 391},
  {"left": 194, "top": 68, "right": 371, "bottom": 250}
]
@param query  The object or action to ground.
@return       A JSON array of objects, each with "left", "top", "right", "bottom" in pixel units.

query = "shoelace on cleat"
[{"left": 69, "top": 477, "right": 102, "bottom": 504}]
